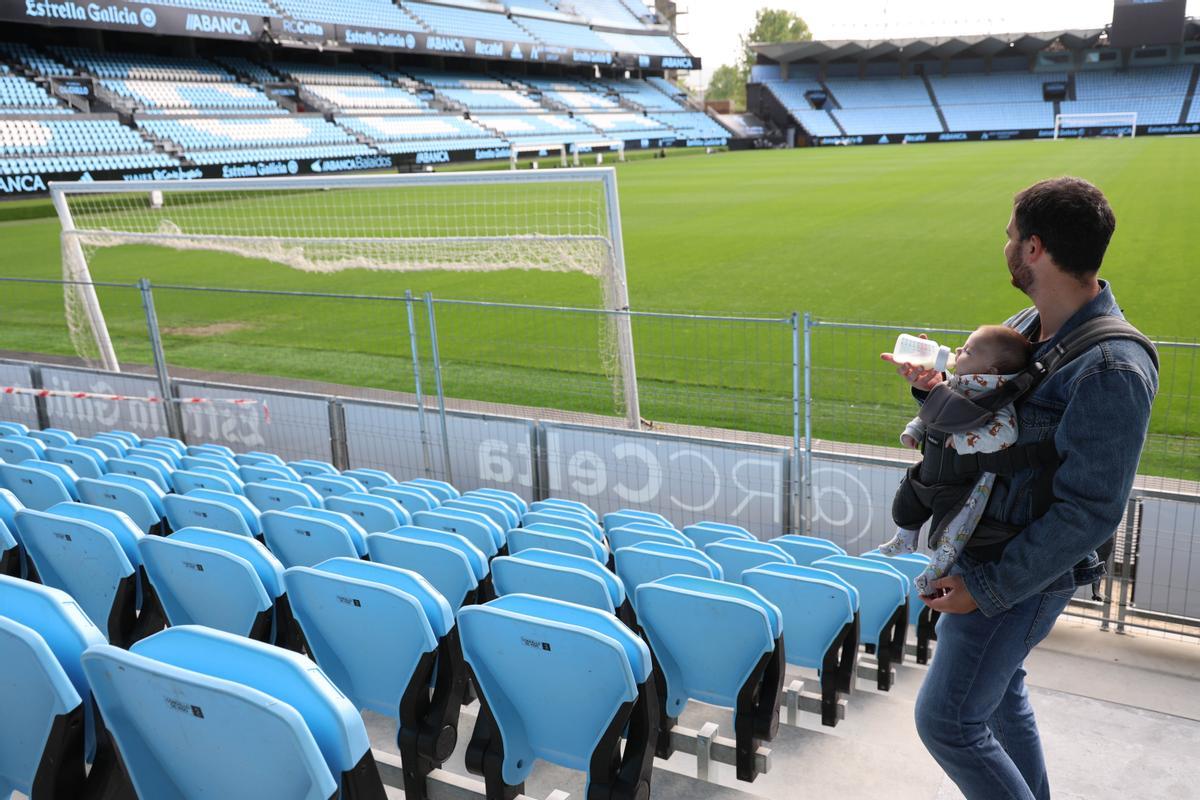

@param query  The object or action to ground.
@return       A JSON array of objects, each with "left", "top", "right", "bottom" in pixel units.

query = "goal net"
[
  {"left": 51, "top": 169, "right": 641, "bottom": 426},
  {"left": 509, "top": 143, "right": 568, "bottom": 169},
  {"left": 1053, "top": 112, "right": 1138, "bottom": 139}
]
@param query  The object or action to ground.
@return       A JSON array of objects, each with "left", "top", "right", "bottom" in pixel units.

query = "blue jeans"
[{"left": 914, "top": 584, "right": 1074, "bottom": 800}]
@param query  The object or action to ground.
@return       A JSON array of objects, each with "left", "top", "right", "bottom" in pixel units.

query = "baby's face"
[{"left": 954, "top": 331, "right": 998, "bottom": 375}]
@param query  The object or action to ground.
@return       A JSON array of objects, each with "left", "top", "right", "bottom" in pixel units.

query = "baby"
[{"left": 879, "top": 325, "right": 1032, "bottom": 596}]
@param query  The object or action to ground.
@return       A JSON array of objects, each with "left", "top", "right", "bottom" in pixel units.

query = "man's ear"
[{"left": 1027, "top": 233, "right": 1043, "bottom": 261}]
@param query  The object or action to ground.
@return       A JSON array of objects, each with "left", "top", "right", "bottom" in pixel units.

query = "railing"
[{"left": 1, "top": 276, "right": 1196, "bottom": 640}]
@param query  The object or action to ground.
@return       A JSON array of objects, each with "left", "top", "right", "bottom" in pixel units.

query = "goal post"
[
  {"left": 571, "top": 140, "right": 626, "bottom": 167},
  {"left": 1053, "top": 112, "right": 1138, "bottom": 140},
  {"left": 508, "top": 142, "right": 568, "bottom": 169},
  {"left": 48, "top": 168, "right": 643, "bottom": 429}
]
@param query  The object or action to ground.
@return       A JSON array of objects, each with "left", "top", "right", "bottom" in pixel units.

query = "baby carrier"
[{"left": 893, "top": 308, "right": 1158, "bottom": 573}]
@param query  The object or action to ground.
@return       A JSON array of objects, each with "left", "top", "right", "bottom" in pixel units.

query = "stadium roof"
[{"left": 753, "top": 29, "right": 1108, "bottom": 63}]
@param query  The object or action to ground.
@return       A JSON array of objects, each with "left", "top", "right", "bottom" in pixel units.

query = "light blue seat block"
[
  {"left": 1, "top": 462, "right": 74, "bottom": 510},
  {"left": 613, "top": 541, "right": 723, "bottom": 602},
  {"left": 0, "top": 435, "right": 47, "bottom": 462},
  {"left": 682, "top": 521, "right": 755, "bottom": 549},
  {"left": 744, "top": 563, "right": 856, "bottom": 671},
  {"left": 603, "top": 508, "right": 671, "bottom": 531},
  {"left": 466, "top": 487, "right": 528, "bottom": 516},
  {"left": 704, "top": 539, "right": 794, "bottom": 582},
  {"left": 235, "top": 451, "right": 286, "bottom": 467},
  {"left": 406, "top": 478, "right": 459, "bottom": 501},
  {"left": 367, "top": 531, "right": 480, "bottom": 610},
  {"left": 261, "top": 509, "right": 365, "bottom": 567},
  {"left": 45, "top": 445, "right": 106, "bottom": 479},
  {"left": 444, "top": 496, "right": 518, "bottom": 530},
  {"left": 813, "top": 555, "right": 908, "bottom": 649},
  {"left": 530, "top": 498, "right": 597, "bottom": 521},
  {"left": 163, "top": 493, "right": 254, "bottom": 537},
  {"left": 184, "top": 488, "right": 261, "bottom": 536},
  {"left": 372, "top": 484, "right": 439, "bottom": 513},
  {"left": 107, "top": 457, "right": 171, "bottom": 493},
  {"left": 523, "top": 509, "right": 603, "bottom": 541},
  {"left": 341, "top": 467, "right": 397, "bottom": 489},
  {"left": 188, "top": 443, "right": 236, "bottom": 459},
  {"left": 29, "top": 428, "right": 76, "bottom": 447},
  {"left": 414, "top": 508, "right": 502, "bottom": 558},
  {"left": 325, "top": 492, "right": 411, "bottom": 533},
  {"left": 245, "top": 480, "right": 317, "bottom": 513},
  {"left": 302, "top": 474, "right": 367, "bottom": 498},
  {"left": 492, "top": 551, "right": 618, "bottom": 612},
  {"left": 289, "top": 459, "right": 339, "bottom": 477},
  {"left": 771, "top": 534, "right": 845, "bottom": 565},
  {"left": 240, "top": 463, "right": 302, "bottom": 483},
  {"left": 507, "top": 525, "right": 605, "bottom": 561},
  {"left": 172, "top": 468, "right": 240, "bottom": 495}
]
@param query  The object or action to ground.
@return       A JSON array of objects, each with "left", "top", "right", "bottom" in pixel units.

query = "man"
[{"left": 887, "top": 177, "right": 1158, "bottom": 800}]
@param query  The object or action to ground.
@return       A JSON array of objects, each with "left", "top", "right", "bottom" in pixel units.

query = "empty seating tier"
[
  {"left": 304, "top": 84, "right": 427, "bottom": 112},
  {"left": 102, "top": 80, "right": 283, "bottom": 113},
  {"left": 273, "top": 0, "right": 424, "bottom": 31}
]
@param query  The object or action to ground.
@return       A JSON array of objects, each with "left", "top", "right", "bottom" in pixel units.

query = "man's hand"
[
  {"left": 921, "top": 575, "right": 978, "bottom": 614},
  {"left": 881, "top": 334, "right": 945, "bottom": 391}
]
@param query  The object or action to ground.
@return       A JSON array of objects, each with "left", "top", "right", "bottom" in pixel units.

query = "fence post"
[
  {"left": 790, "top": 313, "right": 802, "bottom": 534},
  {"left": 404, "top": 290, "right": 434, "bottom": 478},
  {"left": 1115, "top": 497, "right": 1140, "bottom": 635},
  {"left": 1100, "top": 497, "right": 1136, "bottom": 632},
  {"left": 328, "top": 399, "right": 349, "bottom": 471},
  {"left": 424, "top": 292, "right": 454, "bottom": 485},
  {"left": 802, "top": 312, "right": 814, "bottom": 534},
  {"left": 138, "top": 279, "right": 182, "bottom": 440}
]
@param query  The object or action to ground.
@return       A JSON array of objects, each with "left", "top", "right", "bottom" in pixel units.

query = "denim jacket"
[{"left": 928, "top": 282, "right": 1158, "bottom": 617}]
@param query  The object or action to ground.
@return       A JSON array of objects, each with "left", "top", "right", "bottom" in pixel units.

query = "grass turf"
[{"left": 1, "top": 137, "right": 1196, "bottom": 478}]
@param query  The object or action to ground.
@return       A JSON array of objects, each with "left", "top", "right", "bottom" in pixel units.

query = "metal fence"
[{"left": 1, "top": 276, "right": 1197, "bottom": 640}]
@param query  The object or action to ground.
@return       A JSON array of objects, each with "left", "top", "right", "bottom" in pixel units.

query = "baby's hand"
[
  {"left": 901, "top": 433, "right": 920, "bottom": 450},
  {"left": 881, "top": 333, "right": 945, "bottom": 391}
]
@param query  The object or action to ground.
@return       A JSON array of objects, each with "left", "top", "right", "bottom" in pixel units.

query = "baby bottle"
[{"left": 891, "top": 333, "right": 957, "bottom": 372}]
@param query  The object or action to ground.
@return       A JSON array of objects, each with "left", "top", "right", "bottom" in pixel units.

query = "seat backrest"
[
  {"left": 261, "top": 509, "right": 360, "bottom": 568},
  {"left": 530, "top": 497, "right": 596, "bottom": 521},
  {"left": 145, "top": 436, "right": 186, "bottom": 455},
  {"left": 185, "top": 489, "right": 261, "bottom": 536},
  {"left": 458, "top": 594, "right": 649, "bottom": 783},
  {"left": 180, "top": 454, "right": 238, "bottom": 474},
  {"left": 107, "top": 457, "right": 171, "bottom": 493},
  {"left": 703, "top": 539, "right": 795, "bottom": 583},
  {"left": 288, "top": 459, "right": 339, "bottom": 477},
  {"left": 169, "top": 527, "right": 285, "bottom": 598},
  {"left": 771, "top": 534, "right": 846, "bottom": 565},
  {"left": 0, "top": 434, "right": 46, "bottom": 462},
  {"left": 77, "top": 475, "right": 163, "bottom": 533},
  {"left": 239, "top": 463, "right": 302, "bottom": 484},
  {"left": 608, "top": 524, "right": 691, "bottom": 553},
  {"left": 635, "top": 575, "right": 781, "bottom": 713},
  {"left": 743, "top": 563, "right": 856, "bottom": 670},
  {"left": 523, "top": 509, "right": 602, "bottom": 541},
  {"left": 325, "top": 493, "right": 409, "bottom": 533},
  {"left": 163, "top": 493, "right": 253, "bottom": 538},
  {"left": 507, "top": 526, "right": 604, "bottom": 562},
  {"left": 245, "top": 481, "right": 316, "bottom": 514},
  {"left": 22, "top": 461, "right": 81, "bottom": 501},
  {"left": 444, "top": 497, "right": 517, "bottom": 530},
  {"left": 264, "top": 478, "right": 323, "bottom": 505},
  {"left": 302, "top": 474, "right": 367, "bottom": 499},
  {"left": 613, "top": 542, "right": 722, "bottom": 603},
  {"left": 404, "top": 478, "right": 459, "bottom": 501},
  {"left": 0, "top": 421, "right": 30, "bottom": 436},
  {"left": 0, "top": 463, "right": 73, "bottom": 511},
  {"left": 498, "top": 548, "right": 624, "bottom": 608},
  {"left": 602, "top": 508, "right": 671, "bottom": 531},
  {"left": 682, "top": 521, "right": 755, "bottom": 549},
  {"left": 235, "top": 451, "right": 285, "bottom": 467},
  {"left": 82, "top": 625, "right": 369, "bottom": 799},
  {"left": 413, "top": 509, "right": 501, "bottom": 558},
  {"left": 366, "top": 532, "right": 479, "bottom": 611},
  {"left": 492, "top": 554, "right": 616, "bottom": 613},
  {"left": 172, "top": 469, "right": 240, "bottom": 496},
  {"left": 340, "top": 468, "right": 397, "bottom": 490},
  {"left": 187, "top": 443, "right": 236, "bottom": 459},
  {"left": 812, "top": 556, "right": 908, "bottom": 647},
  {"left": 46, "top": 501, "right": 143, "bottom": 570},
  {"left": 96, "top": 431, "right": 141, "bottom": 449},
  {"left": 861, "top": 551, "right": 931, "bottom": 627},
  {"left": 371, "top": 484, "right": 438, "bottom": 514},
  {"left": 134, "top": 444, "right": 180, "bottom": 468},
  {"left": 466, "top": 487, "right": 528, "bottom": 516},
  {"left": 45, "top": 445, "right": 106, "bottom": 479},
  {"left": 16, "top": 509, "right": 135, "bottom": 640},
  {"left": 285, "top": 559, "right": 448, "bottom": 716},
  {"left": 29, "top": 428, "right": 77, "bottom": 447}
]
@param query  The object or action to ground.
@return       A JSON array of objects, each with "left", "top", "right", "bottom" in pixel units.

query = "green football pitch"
[{"left": 1, "top": 137, "right": 1196, "bottom": 479}]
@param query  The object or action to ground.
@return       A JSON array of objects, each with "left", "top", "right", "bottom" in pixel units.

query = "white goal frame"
[
  {"left": 1053, "top": 112, "right": 1138, "bottom": 140},
  {"left": 49, "top": 168, "right": 643, "bottom": 428},
  {"left": 508, "top": 142, "right": 568, "bottom": 169},
  {"left": 571, "top": 140, "right": 627, "bottom": 167}
]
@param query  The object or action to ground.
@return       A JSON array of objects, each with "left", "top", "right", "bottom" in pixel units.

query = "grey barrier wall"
[
  {"left": 806, "top": 454, "right": 911, "bottom": 554},
  {"left": 174, "top": 380, "right": 332, "bottom": 464},
  {"left": 1137, "top": 498, "right": 1200, "bottom": 619},
  {"left": 538, "top": 422, "right": 791, "bottom": 539},
  {"left": 39, "top": 366, "right": 168, "bottom": 438},
  {"left": 0, "top": 362, "right": 39, "bottom": 429}
]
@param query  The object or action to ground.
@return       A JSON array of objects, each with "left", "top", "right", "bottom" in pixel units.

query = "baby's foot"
[{"left": 878, "top": 528, "right": 919, "bottom": 556}]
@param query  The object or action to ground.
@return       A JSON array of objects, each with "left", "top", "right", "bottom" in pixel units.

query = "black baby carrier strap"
[{"left": 956, "top": 311, "right": 1158, "bottom": 564}]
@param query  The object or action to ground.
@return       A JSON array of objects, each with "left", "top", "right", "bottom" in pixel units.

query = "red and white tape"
[{"left": 2, "top": 386, "right": 270, "bottom": 423}]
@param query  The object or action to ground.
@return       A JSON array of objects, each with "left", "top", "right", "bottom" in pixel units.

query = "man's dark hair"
[{"left": 1013, "top": 177, "right": 1116, "bottom": 277}]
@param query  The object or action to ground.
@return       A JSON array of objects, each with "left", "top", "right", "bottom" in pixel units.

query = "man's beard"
[{"left": 1008, "top": 249, "right": 1034, "bottom": 294}]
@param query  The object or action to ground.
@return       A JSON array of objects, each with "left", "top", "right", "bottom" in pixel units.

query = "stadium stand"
[
  {"left": 596, "top": 29, "right": 690, "bottom": 56},
  {"left": 0, "top": 75, "right": 70, "bottom": 115},
  {"left": 510, "top": 16, "right": 615, "bottom": 51},
  {"left": 273, "top": 0, "right": 423, "bottom": 31},
  {"left": 405, "top": 1, "right": 536, "bottom": 41},
  {"left": 138, "top": 116, "right": 370, "bottom": 163},
  {"left": 0, "top": 119, "right": 178, "bottom": 177},
  {"left": 102, "top": 80, "right": 285, "bottom": 114},
  {"left": 303, "top": 84, "right": 428, "bottom": 112}
]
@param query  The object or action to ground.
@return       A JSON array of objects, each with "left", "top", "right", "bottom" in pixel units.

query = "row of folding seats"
[{"left": 304, "top": 84, "right": 428, "bottom": 112}]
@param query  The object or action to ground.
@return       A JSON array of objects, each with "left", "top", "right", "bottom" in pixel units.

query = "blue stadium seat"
[
  {"left": 341, "top": 467, "right": 397, "bottom": 489},
  {"left": 163, "top": 493, "right": 255, "bottom": 538},
  {"left": 234, "top": 451, "right": 286, "bottom": 467},
  {"left": 239, "top": 463, "right": 302, "bottom": 483},
  {"left": 261, "top": 508, "right": 366, "bottom": 567},
  {"left": 523, "top": 508, "right": 603, "bottom": 541},
  {"left": 444, "top": 496, "right": 518, "bottom": 530},
  {"left": 183, "top": 488, "right": 261, "bottom": 536},
  {"left": 465, "top": 487, "right": 528, "bottom": 516},
  {"left": 285, "top": 558, "right": 463, "bottom": 798},
  {"left": 492, "top": 548, "right": 625, "bottom": 614},
  {"left": 862, "top": 550, "right": 939, "bottom": 663},
  {"left": 413, "top": 508, "right": 503, "bottom": 558},
  {"left": 372, "top": 483, "right": 439, "bottom": 514},
  {"left": 22, "top": 460, "right": 81, "bottom": 500},
  {"left": 367, "top": 530, "right": 482, "bottom": 611},
  {"left": 76, "top": 474, "right": 166, "bottom": 535},
  {"left": 45, "top": 444, "right": 107, "bottom": 479},
  {"left": 187, "top": 443, "right": 235, "bottom": 460},
  {"left": 139, "top": 527, "right": 304, "bottom": 651},
  {"left": 144, "top": 436, "right": 185, "bottom": 455},
  {"left": 635, "top": 575, "right": 783, "bottom": 782},
  {"left": 288, "top": 458, "right": 339, "bottom": 477},
  {"left": 743, "top": 563, "right": 859, "bottom": 726},
  {"left": 530, "top": 497, "right": 597, "bottom": 521},
  {"left": 1, "top": 462, "right": 75, "bottom": 510},
  {"left": 107, "top": 456, "right": 172, "bottom": 493},
  {"left": 302, "top": 473, "right": 367, "bottom": 498},
  {"left": 507, "top": 524, "right": 607, "bottom": 562},
  {"left": 77, "top": 436, "right": 125, "bottom": 459},
  {"left": 181, "top": 453, "right": 238, "bottom": 473},
  {"left": 95, "top": 430, "right": 140, "bottom": 449},
  {"left": 81, "top": 625, "right": 385, "bottom": 799},
  {"left": 172, "top": 468, "right": 241, "bottom": 495},
  {"left": 770, "top": 534, "right": 845, "bottom": 565},
  {"left": 603, "top": 508, "right": 671, "bottom": 531},
  {"left": 16, "top": 504, "right": 165, "bottom": 647},
  {"left": 0, "top": 421, "right": 30, "bottom": 436},
  {"left": 682, "top": 521, "right": 756, "bottom": 550},
  {"left": 133, "top": 445, "right": 180, "bottom": 468},
  {"left": 29, "top": 428, "right": 76, "bottom": 448},
  {"left": 612, "top": 541, "right": 723, "bottom": 605},
  {"left": 264, "top": 477, "right": 324, "bottom": 505},
  {"left": 405, "top": 478, "right": 459, "bottom": 501},
  {"left": 325, "top": 492, "right": 411, "bottom": 533},
  {"left": 0, "top": 434, "right": 47, "bottom": 462},
  {"left": 813, "top": 555, "right": 909, "bottom": 690},
  {"left": 703, "top": 539, "right": 795, "bottom": 582},
  {"left": 244, "top": 480, "right": 318, "bottom": 513},
  {"left": 0, "top": 575, "right": 113, "bottom": 799},
  {"left": 607, "top": 523, "right": 692, "bottom": 553},
  {"left": 192, "top": 465, "right": 246, "bottom": 493},
  {"left": 459, "top": 594, "right": 655, "bottom": 800}
]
